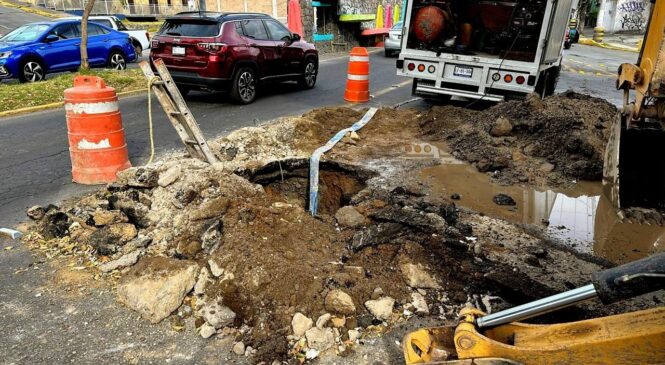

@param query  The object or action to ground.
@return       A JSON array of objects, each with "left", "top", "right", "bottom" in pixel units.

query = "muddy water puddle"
[{"left": 410, "top": 144, "right": 665, "bottom": 264}]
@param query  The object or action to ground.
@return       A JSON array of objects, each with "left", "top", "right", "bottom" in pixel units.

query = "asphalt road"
[
  {"left": 0, "top": 44, "right": 640, "bottom": 364},
  {"left": 0, "top": 4, "right": 49, "bottom": 35}
]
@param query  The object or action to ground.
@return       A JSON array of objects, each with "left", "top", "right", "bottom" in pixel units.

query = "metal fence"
[{"left": 38, "top": 0, "right": 198, "bottom": 16}]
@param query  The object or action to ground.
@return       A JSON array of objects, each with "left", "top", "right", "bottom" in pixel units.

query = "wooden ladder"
[{"left": 139, "top": 59, "right": 218, "bottom": 164}]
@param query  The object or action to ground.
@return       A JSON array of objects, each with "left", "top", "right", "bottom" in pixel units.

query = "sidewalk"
[{"left": 578, "top": 28, "right": 642, "bottom": 53}]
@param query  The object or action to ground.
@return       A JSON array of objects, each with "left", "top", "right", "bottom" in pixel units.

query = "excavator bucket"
[{"left": 603, "top": 113, "right": 665, "bottom": 211}]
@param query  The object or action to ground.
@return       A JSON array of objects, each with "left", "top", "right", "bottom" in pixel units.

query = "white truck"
[
  {"left": 397, "top": 0, "right": 573, "bottom": 101},
  {"left": 63, "top": 16, "right": 150, "bottom": 56}
]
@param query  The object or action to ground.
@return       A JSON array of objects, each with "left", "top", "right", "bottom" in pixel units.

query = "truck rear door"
[{"left": 542, "top": 0, "right": 574, "bottom": 63}]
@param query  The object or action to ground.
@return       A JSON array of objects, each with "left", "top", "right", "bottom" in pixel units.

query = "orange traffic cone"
[
  {"left": 64, "top": 76, "right": 131, "bottom": 185},
  {"left": 344, "top": 47, "right": 370, "bottom": 103}
]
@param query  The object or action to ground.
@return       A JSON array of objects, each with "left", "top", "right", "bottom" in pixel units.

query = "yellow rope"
[{"left": 146, "top": 76, "right": 161, "bottom": 165}]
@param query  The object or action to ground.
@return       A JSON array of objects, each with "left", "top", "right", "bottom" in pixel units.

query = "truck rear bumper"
[{"left": 414, "top": 81, "right": 505, "bottom": 102}]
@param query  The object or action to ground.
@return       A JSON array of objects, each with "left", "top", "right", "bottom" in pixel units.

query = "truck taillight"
[
  {"left": 504, "top": 74, "right": 513, "bottom": 83},
  {"left": 516, "top": 76, "right": 525, "bottom": 84},
  {"left": 417, "top": 64, "right": 426, "bottom": 72},
  {"left": 151, "top": 39, "right": 159, "bottom": 49},
  {"left": 197, "top": 42, "right": 227, "bottom": 54},
  {"left": 408, "top": 63, "right": 415, "bottom": 71}
]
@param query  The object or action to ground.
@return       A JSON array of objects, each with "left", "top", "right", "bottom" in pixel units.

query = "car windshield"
[
  {"left": 0, "top": 24, "right": 50, "bottom": 42},
  {"left": 158, "top": 20, "right": 220, "bottom": 37},
  {"left": 392, "top": 22, "right": 403, "bottom": 30},
  {"left": 115, "top": 19, "right": 128, "bottom": 31}
]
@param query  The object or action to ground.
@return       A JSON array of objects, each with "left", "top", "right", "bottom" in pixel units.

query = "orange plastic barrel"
[
  {"left": 64, "top": 76, "right": 131, "bottom": 185},
  {"left": 344, "top": 47, "right": 370, "bottom": 103}
]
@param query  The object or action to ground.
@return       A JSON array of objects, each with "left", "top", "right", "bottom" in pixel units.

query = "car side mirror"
[
  {"left": 291, "top": 33, "right": 301, "bottom": 42},
  {"left": 44, "top": 34, "right": 58, "bottom": 43}
]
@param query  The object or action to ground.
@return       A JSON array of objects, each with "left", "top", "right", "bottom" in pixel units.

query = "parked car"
[
  {"left": 384, "top": 21, "right": 403, "bottom": 57},
  {"left": 150, "top": 11, "right": 319, "bottom": 104},
  {"left": 0, "top": 19, "right": 136, "bottom": 83},
  {"left": 62, "top": 15, "right": 150, "bottom": 56}
]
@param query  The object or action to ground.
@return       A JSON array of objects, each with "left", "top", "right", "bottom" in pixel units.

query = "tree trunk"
[{"left": 80, "top": 0, "right": 96, "bottom": 70}]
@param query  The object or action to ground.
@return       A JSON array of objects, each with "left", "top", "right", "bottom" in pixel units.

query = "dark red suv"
[{"left": 150, "top": 12, "right": 319, "bottom": 104}]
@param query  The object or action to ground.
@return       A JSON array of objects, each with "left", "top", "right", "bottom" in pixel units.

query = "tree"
[{"left": 80, "top": 0, "right": 96, "bottom": 70}]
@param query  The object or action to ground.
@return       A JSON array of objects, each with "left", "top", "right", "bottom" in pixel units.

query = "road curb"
[
  {"left": 0, "top": 88, "right": 148, "bottom": 118},
  {"left": 578, "top": 38, "right": 640, "bottom": 53}
]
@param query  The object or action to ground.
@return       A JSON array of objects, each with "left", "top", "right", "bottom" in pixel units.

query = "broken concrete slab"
[
  {"left": 364, "top": 297, "right": 395, "bottom": 321},
  {"left": 324, "top": 289, "right": 356, "bottom": 315},
  {"left": 116, "top": 257, "right": 199, "bottom": 323},
  {"left": 99, "top": 249, "right": 142, "bottom": 273}
]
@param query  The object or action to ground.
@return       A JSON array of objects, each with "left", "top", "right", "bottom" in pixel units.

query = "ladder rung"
[
  {"left": 168, "top": 111, "right": 181, "bottom": 116},
  {"left": 184, "top": 139, "right": 199, "bottom": 145}
]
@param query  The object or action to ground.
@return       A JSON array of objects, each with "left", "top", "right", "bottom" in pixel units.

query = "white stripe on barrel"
[
  {"left": 349, "top": 56, "right": 370, "bottom": 62},
  {"left": 65, "top": 101, "right": 119, "bottom": 115},
  {"left": 347, "top": 74, "right": 370, "bottom": 81}
]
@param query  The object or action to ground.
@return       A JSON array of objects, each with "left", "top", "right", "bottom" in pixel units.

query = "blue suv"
[{"left": 0, "top": 19, "right": 136, "bottom": 83}]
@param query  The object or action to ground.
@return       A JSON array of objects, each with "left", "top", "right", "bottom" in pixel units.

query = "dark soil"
[{"left": 419, "top": 91, "right": 618, "bottom": 187}]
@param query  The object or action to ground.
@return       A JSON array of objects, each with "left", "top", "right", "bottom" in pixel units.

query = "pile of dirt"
[
  {"left": 20, "top": 105, "right": 658, "bottom": 364},
  {"left": 419, "top": 91, "right": 618, "bottom": 187}
]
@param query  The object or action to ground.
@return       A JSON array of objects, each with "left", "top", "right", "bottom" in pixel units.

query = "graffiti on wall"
[
  {"left": 616, "top": 0, "right": 648, "bottom": 31},
  {"left": 338, "top": 0, "right": 401, "bottom": 29}
]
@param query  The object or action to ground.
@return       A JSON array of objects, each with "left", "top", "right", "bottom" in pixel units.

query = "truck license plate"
[
  {"left": 172, "top": 46, "right": 185, "bottom": 56},
  {"left": 454, "top": 66, "right": 473, "bottom": 78}
]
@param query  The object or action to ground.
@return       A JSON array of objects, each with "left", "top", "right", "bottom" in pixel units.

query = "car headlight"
[{"left": 0, "top": 51, "right": 12, "bottom": 59}]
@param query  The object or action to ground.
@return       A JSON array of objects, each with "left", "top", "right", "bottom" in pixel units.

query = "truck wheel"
[
  {"left": 230, "top": 67, "right": 257, "bottom": 104},
  {"left": 545, "top": 66, "right": 560, "bottom": 97}
]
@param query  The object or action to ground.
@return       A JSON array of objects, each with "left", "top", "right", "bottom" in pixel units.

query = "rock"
[
  {"left": 348, "top": 329, "right": 360, "bottom": 342},
  {"left": 539, "top": 162, "right": 555, "bottom": 173},
  {"left": 411, "top": 292, "right": 429, "bottom": 315},
  {"left": 42, "top": 210, "right": 71, "bottom": 238},
  {"left": 200, "top": 220, "right": 223, "bottom": 253},
  {"left": 244, "top": 346, "right": 255, "bottom": 357},
  {"left": 92, "top": 210, "right": 128, "bottom": 226},
  {"left": 331, "top": 316, "right": 346, "bottom": 328},
  {"left": 208, "top": 259, "right": 225, "bottom": 278},
  {"left": 117, "top": 167, "right": 159, "bottom": 188},
  {"left": 191, "top": 197, "right": 230, "bottom": 221},
  {"left": 371, "top": 287, "right": 384, "bottom": 300},
  {"left": 158, "top": 166, "right": 182, "bottom": 187},
  {"left": 493, "top": 194, "right": 517, "bottom": 206},
  {"left": 364, "top": 297, "right": 395, "bottom": 321},
  {"left": 108, "top": 223, "right": 137, "bottom": 242},
  {"left": 199, "top": 297, "right": 236, "bottom": 329},
  {"left": 122, "top": 236, "right": 152, "bottom": 254},
  {"left": 292, "top": 312, "right": 313, "bottom": 337},
  {"left": 305, "top": 327, "right": 335, "bottom": 352},
  {"left": 232, "top": 341, "right": 245, "bottom": 355},
  {"left": 334, "top": 206, "right": 366, "bottom": 228},
  {"left": 176, "top": 239, "right": 202, "bottom": 259},
  {"left": 116, "top": 257, "right": 199, "bottom": 323},
  {"left": 99, "top": 249, "right": 142, "bottom": 273},
  {"left": 26, "top": 205, "right": 46, "bottom": 220},
  {"left": 401, "top": 263, "right": 440, "bottom": 289},
  {"left": 194, "top": 266, "right": 211, "bottom": 295},
  {"left": 349, "top": 131, "right": 360, "bottom": 141},
  {"left": 305, "top": 348, "right": 320, "bottom": 360},
  {"left": 324, "top": 289, "right": 356, "bottom": 315},
  {"left": 450, "top": 193, "right": 461, "bottom": 200},
  {"left": 200, "top": 322, "right": 217, "bottom": 338},
  {"left": 490, "top": 117, "right": 513, "bottom": 137},
  {"left": 316, "top": 313, "right": 332, "bottom": 329}
]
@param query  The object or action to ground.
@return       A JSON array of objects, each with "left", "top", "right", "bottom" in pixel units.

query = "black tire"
[
  {"left": 18, "top": 58, "right": 45, "bottom": 83},
  {"left": 230, "top": 67, "right": 257, "bottom": 104},
  {"left": 107, "top": 50, "right": 127, "bottom": 70},
  {"left": 545, "top": 66, "right": 560, "bottom": 97},
  {"left": 384, "top": 49, "right": 392, "bottom": 57},
  {"left": 564, "top": 41, "right": 572, "bottom": 50},
  {"left": 297, "top": 58, "right": 317, "bottom": 89}
]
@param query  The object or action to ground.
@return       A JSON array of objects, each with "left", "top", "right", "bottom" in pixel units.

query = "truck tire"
[{"left": 536, "top": 66, "right": 560, "bottom": 98}]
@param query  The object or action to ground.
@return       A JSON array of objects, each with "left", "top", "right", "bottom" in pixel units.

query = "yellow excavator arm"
[{"left": 604, "top": 0, "right": 665, "bottom": 211}]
